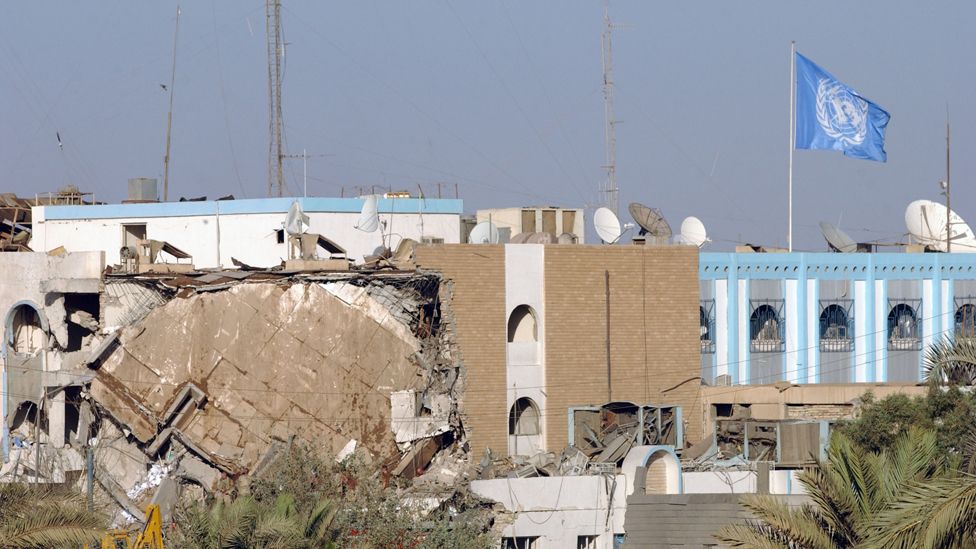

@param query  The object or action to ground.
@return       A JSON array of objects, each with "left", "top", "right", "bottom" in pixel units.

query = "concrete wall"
[
  {"left": 470, "top": 476, "right": 626, "bottom": 549},
  {"left": 415, "top": 245, "right": 508, "bottom": 457},
  {"left": 476, "top": 207, "right": 586, "bottom": 243},
  {"left": 32, "top": 197, "right": 461, "bottom": 269},
  {"left": 544, "top": 245, "right": 703, "bottom": 447},
  {"left": 682, "top": 470, "right": 805, "bottom": 495}
]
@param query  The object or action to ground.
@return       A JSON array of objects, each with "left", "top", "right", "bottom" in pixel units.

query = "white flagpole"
[{"left": 788, "top": 41, "right": 795, "bottom": 252}]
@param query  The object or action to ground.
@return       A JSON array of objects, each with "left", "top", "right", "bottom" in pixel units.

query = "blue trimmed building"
[{"left": 699, "top": 252, "right": 976, "bottom": 385}]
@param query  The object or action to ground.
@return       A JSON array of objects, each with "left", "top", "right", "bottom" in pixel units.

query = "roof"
[{"left": 36, "top": 197, "right": 463, "bottom": 221}]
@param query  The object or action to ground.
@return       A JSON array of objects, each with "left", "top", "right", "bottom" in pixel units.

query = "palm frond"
[
  {"left": 866, "top": 476, "right": 976, "bottom": 549},
  {"left": 924, "top": 335, "right": 976, "bottom": 385}
]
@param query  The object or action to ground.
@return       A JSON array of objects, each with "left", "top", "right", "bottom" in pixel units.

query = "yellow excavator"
[{"left": 86, "top": 504, "right": 165, "bottom": 549}]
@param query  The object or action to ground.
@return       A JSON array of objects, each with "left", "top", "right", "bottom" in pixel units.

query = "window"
[
  {"left": 750, "top": 300, "right": 784, "bottom": 353},
  {"left": 509, "top": 397, "right": 540, "bottom": 436},
  {"left": 9, "top": 304, "right": 44, "bottom": 355},
  {"left": 819, "top": 300, "right": 853, "bottom": 352},
  {"left": 577, "top": 535, "right": 598, "bottom": 549},
  {"left": 700, "top": 300, "right": 715, "bottom": 353},
  {"left": 955, "top": 298, "right": 976, "bottom": 339},
  {"left": 121, "top": 223, "right": 147, "bottom": 249},
  {"left": 507, "top": 305, "right": 538, "bottom": 343},
  {"left": 276, "top": 228, "right": 285, "bottom": 244},
  {"left": 888, "top": 301, "right": 921, "bottom": 351},
  {"left": 502, "top": 537, "right": 538, "bottom": 549}
]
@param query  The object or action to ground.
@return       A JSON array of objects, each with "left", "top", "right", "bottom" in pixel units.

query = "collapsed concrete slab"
[{"left": 88, "top": 275, "right": 457, "bottom": 484}]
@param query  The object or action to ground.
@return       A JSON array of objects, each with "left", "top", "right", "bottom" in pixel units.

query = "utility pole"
[
  {"left": 282, "top": 150, "right": 331, "bottom": 197},
  {"left": 266, "top": 0, "right": 285, "bottom": 197},
  {"left": 601, "top": 0, "right": 619, "bottom": 216},
  {"left": 162, "top": 5, "right": 181, "bottom": 202},
  {"left": 945, "top": 115, "right": 951, "bottom": 253}
]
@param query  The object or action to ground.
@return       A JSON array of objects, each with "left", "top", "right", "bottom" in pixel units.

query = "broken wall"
[{"left": 90, "top": 278, "right": 445, "bottom": 477}]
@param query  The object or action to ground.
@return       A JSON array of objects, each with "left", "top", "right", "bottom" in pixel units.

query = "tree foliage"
[
  {"left": 0, "top": 483, "right": 107, "bottom": 549},
  {"left": 717, "top": 428, "right": 955, "bottom": 548}
]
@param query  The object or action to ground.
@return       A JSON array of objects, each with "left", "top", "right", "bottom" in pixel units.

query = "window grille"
[
  {"left": 887, "top": 299, "right": 921, "bottom": 351},
  {"left": 750, "top": 299, "right": 785, "bottom": 353},
  {"left": 819, "top": 299, "right": 854, "bottom": 352},
  {"left": 700, "top": 299, "right": 716, "bottom": 354},
  {"left": 955, "top": 297, "right": 976, "bottom": 339}
]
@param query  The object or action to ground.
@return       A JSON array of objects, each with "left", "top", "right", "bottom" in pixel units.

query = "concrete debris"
[
  {"left": 390, "top": 390, "right": 452, "bottom": 444},
  {"left": 571, "top": 402, "right": 681, "bottom": 465},
  {"left": 127, "top": 462, "right": 171, "bottom": 499},
  {"left": 336, "top": 438, "right": 357, "bottom": 462},
  {"left": 393, "top": 435, "right": 445, "bottom": 479}
]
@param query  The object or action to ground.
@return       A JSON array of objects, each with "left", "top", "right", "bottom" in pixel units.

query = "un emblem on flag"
[{"left": 815, "top": 78, "right": 868, "bottom": 146}]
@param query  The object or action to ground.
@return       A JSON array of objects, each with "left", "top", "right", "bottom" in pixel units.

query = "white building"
[
  {"left": 476, "top": 206, "right": 585, "bottom": 243},
  {"left": 30, "top": 197, "right": 462, "bottom": 269}
]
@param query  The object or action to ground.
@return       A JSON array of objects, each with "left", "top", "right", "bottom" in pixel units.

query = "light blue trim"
[
  {"left": 639, "top": 445, "right": 684, "bottom": 494},
  {"left": 727, "top": 256, "right": 739, "bottom": 384},
  {"left": 865, "top": 257, "right": 876, "bottom": 383},
  {"left": 41, "top": 197, "right": 464, "bottom": 220},
  {"left": 812, "top": 280, "right": 821, "bottom": 383},
  {"left": 2, "top": 300, "right": 50, "bottom": 464},
  {"left": 797, "top": 258, "right": 808, "bottom": 383},
  {"left": 701, "top": 252, "right": 976, "bottom": 281},
  {"left": 947, "top": 279, "right": 955, "bottom": 342},
  {"left": 930, "top": 259, "right": 942, "bottom": 381},
  {"left": 742, "top": 279, "right": 750, "bottom": 384},
  {"left": 877, "top": 279, "right": 887, "bottom": 382}
]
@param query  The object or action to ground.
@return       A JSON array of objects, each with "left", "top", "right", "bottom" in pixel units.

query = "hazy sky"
[{"left": 2, "top": 2, "right": 972, "bottom": 250}]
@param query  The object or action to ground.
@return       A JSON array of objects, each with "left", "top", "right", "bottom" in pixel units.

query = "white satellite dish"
[
  {"left": 468, "top": 221, "right": 499, "bottom": 244},
  {"left": 594, "top": 207, "right": 622, "bottom": 244},
  {"left": 284, "top": 200, "right": 309, "bottom": 235},
  {"left": 905, "top": 199, "right": 976, "bottom": 252},
  {"left": 819, "top": 222, "right": 858, "bottom": 253},
  {"left": 679, "top": 216, "right": 709, "bottom": 248},
  {"left": 355, "top": 195, "right": 380, "bottom": 233}
]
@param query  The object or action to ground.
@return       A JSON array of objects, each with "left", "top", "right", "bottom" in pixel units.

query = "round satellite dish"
[
  {"left": 905, "top": 199, "right": 976, "bottom": 252},
  {"left": 594, "top": 207, "right": 622, "bottom": 244},
  {"left": 509, "top": 232, "right": 531, "bottom": 244},
  {"left": 679, "top": 216, "right": 709, "bottom": 248},
  {"left": 557, "top": 232, "right": 578, "bottom": 245},
  {"left": 468, "top": 221, "right": 500, "bottom": 244},
  {"left": 819, "top": 222, "right": 858, "bottom": 253},
  {"left": 628, "top": 202, "right": 672, "bottom": 238},
  {"left": 355, "top": 195, "right": 380, "bottom": 233}
]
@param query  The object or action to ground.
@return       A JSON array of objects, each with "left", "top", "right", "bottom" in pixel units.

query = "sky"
[{"left": 2, "top": 2, "right": 973, "bottom": 251}]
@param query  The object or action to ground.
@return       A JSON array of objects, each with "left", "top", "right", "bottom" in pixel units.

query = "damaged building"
[{"left": 0, "top": 244, "right": 466, "bottom": 522}]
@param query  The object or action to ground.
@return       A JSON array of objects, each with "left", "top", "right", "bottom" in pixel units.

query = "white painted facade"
[
  {"left": 477, "top": 206, "right": 586, "bottom": 243},
  {"left": 505, "top": 244, "right": 546, "bottom": 456},
  {"left": 31, "top": 197, "right": 462, "bottom": 269}
]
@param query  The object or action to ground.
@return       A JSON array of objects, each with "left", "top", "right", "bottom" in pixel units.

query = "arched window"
[
  {"left": 956, "top": 303, "right": 976, "bottom": 339},
  {"left": 8, "top": 304, "right": 44, "bottom": 355},
  {"left": 507, "top": 305, "right": 538, "bottom": 343},
  {"left": 888, "top": 302, "right": 920, "bottom": 350},
  {"left": 508, "top": 397, "right": 540, "bottom": 436},
  {"left": 750, "top": 302, "right": 783, "bottom": 352},
  {"left": 819, "top": 301, "right": 853, "bottom": 352}
]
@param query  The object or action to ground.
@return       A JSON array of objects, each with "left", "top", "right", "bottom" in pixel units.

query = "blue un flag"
[{"left": 795, "top": 53, "right": 890, "bottom": 162}]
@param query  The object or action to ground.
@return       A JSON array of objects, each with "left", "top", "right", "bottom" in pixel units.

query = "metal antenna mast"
[
  {"left": 162, "top": 5, "right": 181, "bottom": 202},
  {"left": 266, "top": 0, "right": 285, "bottom": 197},
  {"left": 601, "top": 1, "right": 619, "bottom": 216}
]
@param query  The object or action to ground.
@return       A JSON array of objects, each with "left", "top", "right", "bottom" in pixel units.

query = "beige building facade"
[{"left": 417, "top": 244, "right": 703, "bottom": 457}]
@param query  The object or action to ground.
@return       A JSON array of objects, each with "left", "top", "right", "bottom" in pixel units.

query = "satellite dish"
[
  {"left": 679, "top": 216, "right": 709, "bottom": 248},
  {"left": 509, "top": 232, "right": 531, "bottom": 244},
  {"left": 468, "top": 221, "right": 500, "bottom": 244},
  {"left": 355, "top": 195, "right": 380, "bottom": 233},
  {"left": 557, "top": 232, "right": 578, "bottom": 245},
  {"left": 628, "top": 202, "right": 672, "bottom": 238},
  {"left": 819, "top": 222, "right": 858, "bottom": 253},
  {"left": 594, "top": 207, "right": 622, "bottom": 244},
  {"left": 284, "top": 200, "right": 309, "bottom": 236},
  {"left": 905, "top": 200, "right": 976, "bottom": 252}
]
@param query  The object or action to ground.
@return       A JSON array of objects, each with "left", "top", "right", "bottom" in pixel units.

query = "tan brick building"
[{"left": 416, "top": 244, "right": 703, "bottom": 457}]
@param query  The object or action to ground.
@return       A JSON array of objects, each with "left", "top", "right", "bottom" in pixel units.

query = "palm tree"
[
  {"left": 171, "top": 492, "right": 339, "bottom": 549},
  {"left": 924, "top": 334, "right": 976, "bottom": 385},
  {"left": 0, "top": 483, "right": 106, "bottom": 548},
  {"left": 716, "top": 428, "right": 953, "bottom": 548}
]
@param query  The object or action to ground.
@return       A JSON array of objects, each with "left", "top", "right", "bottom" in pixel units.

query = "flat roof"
[{"left": 37, "top": 196, "right": 463, "bottom": 221}]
